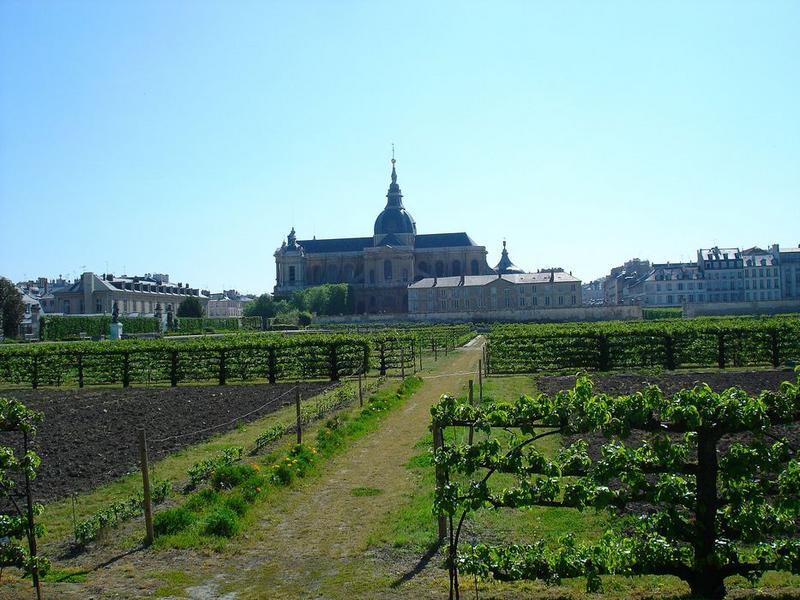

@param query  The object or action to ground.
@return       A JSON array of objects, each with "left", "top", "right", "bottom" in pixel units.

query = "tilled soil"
[{"left": 0, "top": 382, "right": 334, "bottom": 501}]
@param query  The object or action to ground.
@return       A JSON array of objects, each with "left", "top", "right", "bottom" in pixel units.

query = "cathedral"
[{"left": 274, "top": 160, "right": 494, "bottom": 314}]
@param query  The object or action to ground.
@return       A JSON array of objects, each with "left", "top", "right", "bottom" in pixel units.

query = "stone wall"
[
  {"left": 315, "top": 305, "right": 641, "bottom": 324},
  {"left": 683, "top": 300, "right": 800, "bottom": 317}
]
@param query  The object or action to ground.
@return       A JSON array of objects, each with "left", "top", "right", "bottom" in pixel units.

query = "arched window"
[
  {"left": 417, "top": 261, "right": 429, "bottom": 277},
  {"left": 435, "top": 261, "right": 445, "bottom": 277},
  {"left": 312, "top": 266, "right": 321, "bottom": 284},
  {"left": 471, "top": 259, "right": 480, "bottom": 275},
  {"left": 384, "top": 259, "right": 393, "bottom": 281},
  {"left": 343, "top": 264, "right": 354, "bottom": 282},
  {"left": 452, "top": 260, "right": 461, "bottom": 275},
  {"left": 369, "top": 270, "right": 375, "bottom": 284},
  {"left": 327, "top": 264, "right": 338, "bottom": 282}
]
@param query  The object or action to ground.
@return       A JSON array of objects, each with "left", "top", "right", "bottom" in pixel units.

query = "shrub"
[
  {"left": 203, "top": 508, "right": 241, "bottom": 538},
  {"left": 224, "top": 494, "right": 248, "bottom": 517},
  {"left": 187, "top": 447, "right": 243, "bottom": 488},
  {"left": 183, "top": 488, "right": 220, "bottom": 512},
  {"left": 153, "top": 507, "right": 195, "bottom": 536},
  {"left": 210, "top": 464, "right": 259, "bottom": 491}
]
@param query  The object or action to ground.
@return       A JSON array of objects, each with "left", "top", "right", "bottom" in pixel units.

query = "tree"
[
  {"left": 243, "top": 294, "right": 276, "bottom": 319},
  {"left": 176, "top": 297, "right": 204, "bottom": 318},
  {"left": 432, "top": 372, "right": 800, "bottom": 599},
  {"left": 0, "top": 277, "right": 25, "bottom": 339},
  {"left": 0, "top": 396, "right": 49, "bottom": 596}
]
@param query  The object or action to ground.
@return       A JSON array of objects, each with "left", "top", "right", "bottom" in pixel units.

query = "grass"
[
  {"left": 351, "top": 486, "right": 383, "bottom": 496},
  {"left": 368, "top": 372, "right": 800, "bottom": 599}
]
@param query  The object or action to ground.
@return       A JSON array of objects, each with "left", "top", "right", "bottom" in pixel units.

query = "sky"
[{"left": 1, "top": 0, "right": 798, "bottom": 294}]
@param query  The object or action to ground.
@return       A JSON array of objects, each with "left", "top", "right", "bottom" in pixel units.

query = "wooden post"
[
  {"left": 468, "top": 379, "right": 475, "bottom": 445},
  {"left": 122, "top": 351, "right": 131, "bottom": 388},
  {"left": 32, "top": 354, "right": 39, "bottom": 389},
  {"left": 478, "top": 360, "right": 483, "bottom": 403},
  {"left": 170, "top": 350, "right": 178, "bottom": 387},
  {"left": 434, "top": 340, "right": 438, "bottom": 362},
  {"left": 358, "top": 372, "right": 363, "bottom": 407},
  {"left": 218, "top": 349, "right": 226, "bottom": 385},
  {"left": 78, "top": 353, "right": 84, "bottom": 388},
  {"left": 432, "top": 423, "right": 448, "bottom": 542},
  {"left": 23, "top": 432, "right": 42, "bottom": 600},
  {"left": 138, "top": 429, "right": 154, "bottom": 546},
  {"left": 419, "top": 340, "right": 423, "bottom": 371},
  {"left": 401, "top": 348, "right": 405, "bottom": 379},
  {"left": 295, "top": 389, "right": 302, "bottom": 444}
]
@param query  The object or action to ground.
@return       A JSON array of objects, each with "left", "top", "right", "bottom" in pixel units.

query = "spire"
[
  {"left": 386, "top": 151, "right": 402, "bottom": 207},
  {"left": 494, "top": 239, "right": 525, "bottom": 274}
]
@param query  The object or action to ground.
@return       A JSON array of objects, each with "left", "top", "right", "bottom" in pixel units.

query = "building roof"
[
  {"left": 699, "top": 247, "right": 741, "bottom": 260},
  {"left": 374, "top": 161, "right": 417, "bottom": 236},
  {"left": 493, "top": 240, "right": 525, "bottom": 274},
  {"left": 297, "top": 231, "right": 480, "bottom": 254},
  {"left": 409, "top": 272, "right": 580, "bottom": 289}
]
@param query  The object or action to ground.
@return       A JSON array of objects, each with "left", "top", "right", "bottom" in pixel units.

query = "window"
[
  {"left": 571, "top": 295, "right": 576, "bottom": 305},
  {"left": 384, "top": 260, "right": 393, "bottom": 281},
  {"left": 504, "top": 288, "right": 511, "bottom": 308},
  {"left": 470, "top": 259, "right": 480, "bottom": 275},
  {"left": 96, "top": 299, "right": 103, "bottom": 313},
  {"left": 435, "top": 261, "right": 445, "bottom": 277},
  {"left": 545, "top": 296, "right": 550, "bottom": 306},
  {"left": 452, "top": 260, "right": 461, "bottom": 275},
  {"left": 369, "top": 270, "right": 375, "bottom": 284},
  {"left": 289, "top": 266, "right": 296, "bottom": 283},
  {"left": 558, "top": 296, "right": 564, "bottom": 305},
  {"left": 402, "top": 268, "right": 409, "bottom": 282},
  {"left": 417, "top": 261, "right": 429, "bottom": 277}
]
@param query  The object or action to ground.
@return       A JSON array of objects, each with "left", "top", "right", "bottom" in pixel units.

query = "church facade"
[{"left": 274, "top": 162, "right": 493, "bottom": 314}]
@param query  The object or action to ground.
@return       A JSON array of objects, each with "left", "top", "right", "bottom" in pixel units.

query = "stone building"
[
  {"left": 274, "top": 161, "right": 493, "bottom": 314},
  {"left": 51, "top": 272, "right": 209, "bottom": 316},
  {"left": 408, "top": 269, "right": 582, "bottom": 316},
  {"left": 741, "top": 246, "right": 782, "bottom": 302},
  {"left": 780, "top": 245, "right": 800, "bottom": 299}
]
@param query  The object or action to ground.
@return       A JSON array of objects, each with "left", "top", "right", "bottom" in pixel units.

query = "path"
[{"left": 44, "top": 339, "right": 482, "bottom": 600}]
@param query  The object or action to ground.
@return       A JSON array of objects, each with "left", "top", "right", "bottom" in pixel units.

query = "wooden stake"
[
  {"left": 401, "top": 348, "right": 405, "bottom": 379},
  {"left": 295, "top": 388, "right": 302, "bottom": 444},
  {"left": 478, "top": 360, "right": 483, "bottom": 403},
  {"left": 138, "top": 429, "right": 154, "bottom": 546},
  {"left": 468, "top": 380, "right": 475, "bottom": 445},
  {"left": 358, "top": 373, "right": 363, "bottom": 407},
  {"left": 432, "top": 423, "right": 448, "bottom": 541},
  {"left": 23, "top": 432, "right": 42, "bottom": 600}
]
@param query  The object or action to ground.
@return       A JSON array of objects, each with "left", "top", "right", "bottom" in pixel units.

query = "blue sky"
[{"left": 1, "top": 0, "right": 798, "bottom": 293}]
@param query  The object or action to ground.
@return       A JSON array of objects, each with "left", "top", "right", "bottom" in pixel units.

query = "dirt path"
[{"left": 35, "top": 340, "right": 481, "bottom": 600}]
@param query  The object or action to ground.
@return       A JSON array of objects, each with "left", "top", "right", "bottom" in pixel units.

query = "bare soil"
[{"left": 0, "top": 382, "right": 334, "bottom": 501}]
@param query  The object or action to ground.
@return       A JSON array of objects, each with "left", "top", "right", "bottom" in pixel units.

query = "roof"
[
  {"left": 409, "top": 272, "right": 580, "bottom": 289},
  {"left": 297, "top": 232, "right": 480, "bottom": 254},
  {"left": 299, "top": 237, "right": 373, "bottom": 253},
  {"left": 699, "top": 247, "right": 741, "bottom": 260},
  {"left": 415, "top": 232, "right": 478, "bottom": 248}
]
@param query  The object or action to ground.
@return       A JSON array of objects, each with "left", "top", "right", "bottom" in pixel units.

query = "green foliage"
[
  {"left": 297, "top": 311, "right": 312, "bottom": 326},
  {"left": 487, "top": 315, "right": 800, "bottom": 373},
  {"left": 432, "top": 370, "right": 800, "bottom": 599},
  {"left": 40, "top": 315, "right": 160, "bottom": 341},
  {"left": 187, "top": 447, "right": 243, "bottom": 488},
  {"left": 0, "top": 332, "right": 371, "bottom": 388},
  {"left": 290, "top": 284, "right": 354, "bottom": 316},
  {"left": 210, "top": 463, "right": 257, "bottom": 490},
  {"left": 0, "top": 396, "right": 49, "bottom": 579},
  {"left": 153, "top": 506, "right": 195, "bottom": 536},
  {"left": 243, "top": 294, "right": 275, "bottom": 319},
  {"left": 176, "top": 296, "right": 204, "bottom": 318},
  {"left": 74, "top": 481, "right": 171, "bottom": 545},
  {"left": 173, "top": 317, "right": 259, "bottom": 334},
  {"left": 643, "top": 307, "right": 683, "bottom": 320},
  {"left": 0, "top": 277, "right": 25, "bottom": 339},
  {"left": 203, "top": 507, "right": 241, "bottom": 537}
]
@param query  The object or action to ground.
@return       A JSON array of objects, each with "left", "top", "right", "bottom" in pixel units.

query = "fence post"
[
  {"left": 411, "top": 341, "right": 416, "bottom": 374},
  {"left": 138, "top": 429, "right": 154, "bottom": 546},
  {"left": 717, "top": 332, "right": 726, "bottom": 369},
  {"left": 478, "top": 360, "right": 483, "bottom": 403},
  {"left": 22, "top": 432, "right": 42, "bottom": 600},
  {"left": 329, "top": 344, "right": 339, "bottom": 382},
  {"left": 296, "top": 389, "right": 302, "bottom": 444},
  {"left": 444, "top": 335, "right": 448, "bottom": 356},
  {"left": 434, "top": 340, "right": 438, "bottom": 362},
  {"left": 122, "top": 351, "right": 131, "bottom": 388},
  {"left": 358, "top": 373, "right": 363, "bottom": 407},
  {"left": 170, "top": 350, "right": 178, "bottom": 387},
  {"left": 77, "top": 354, "right": 84, "bottom": 388},
  {"left": 218, "top": 350, "right": 226, "bottom": 385},
  {"left": 468, "top": 379, "right": 475, "bottom": 445},
  {"left": 267, "top": 347, "right": 277, "bottom": 384},
  {"left": 664, "top": 334, "right": 676, "bottom": 371},
  {"left": 419, "top": 340, "right": 423, "bottom": 371},
  {"left": 770, "top": 329, "right": 780, "bottom": 368},
  {"left": 31, "top": 354, "right": 39, "bottom": 389},
  {"left": 379, "top": 341, "right": 387, "bottom": 376},
  {"left": 401, "top": 348, "right": 405, "bottom": 379},
  {"left": 432, "top": 422, "right": 448, "bottom": 542}
]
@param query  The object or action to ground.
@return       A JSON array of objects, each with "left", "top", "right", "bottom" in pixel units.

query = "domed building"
[{"left": 274, "top": 160, "right": 493, "bottom": 314}]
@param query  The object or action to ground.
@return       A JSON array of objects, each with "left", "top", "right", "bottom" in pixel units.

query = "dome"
[
  {"left": 374, "top": 207, "right": 416, "bottom": 236},
  {"left": 374, "top": 161, "right": 417, "bottom": 236}
]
